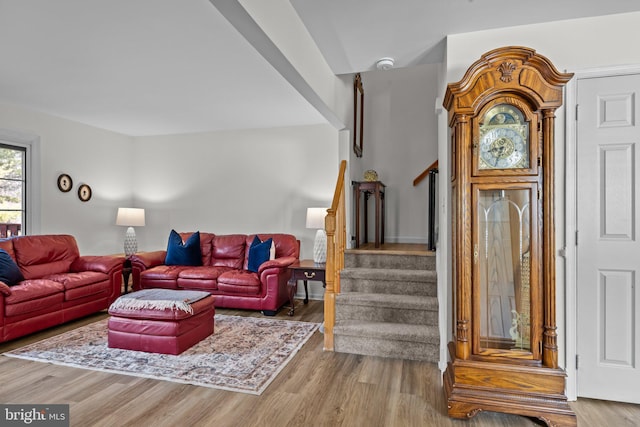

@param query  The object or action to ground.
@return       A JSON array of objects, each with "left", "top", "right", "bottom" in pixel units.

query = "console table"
[
  {"left": 353, "top": 180, "right": 386, "bottom": 248},
  {"left": 287, "top": 260, "right": 325, "bottom": 316}
]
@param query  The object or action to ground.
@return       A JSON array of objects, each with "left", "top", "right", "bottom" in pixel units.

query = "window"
[{"left": 0, "top": 143, "right": 26, "bottom": 237}]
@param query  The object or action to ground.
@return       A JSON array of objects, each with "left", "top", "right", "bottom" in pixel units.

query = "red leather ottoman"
[{"left": 107, "top": 289, "right": 215, "bottom": 355}]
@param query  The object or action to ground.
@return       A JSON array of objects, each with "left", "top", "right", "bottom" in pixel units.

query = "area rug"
[{"left": 3, "top": 315, "right": 319, "bottom": 395}]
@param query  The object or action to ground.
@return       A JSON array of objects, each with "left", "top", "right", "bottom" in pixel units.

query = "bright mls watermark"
[{"left": 0, "top": 405, "right": 69, "bottom": 426}]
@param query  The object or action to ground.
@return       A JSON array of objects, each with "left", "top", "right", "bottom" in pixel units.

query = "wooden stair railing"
[
  {"left": 412, "top": 159, "right": 438, "bottom": 187},
  {"left": 413, "top": 160, "right": 439, "bottom": 251},
  {"left": 324, "top": 159, "right": 347, "bottom": 351}
]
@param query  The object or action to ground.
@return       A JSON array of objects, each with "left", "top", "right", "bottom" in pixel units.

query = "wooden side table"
[
  {"left": 122, "top": 258, "right": 132, "bottom": 294},
  {"left": 353, "top": 180, "right": 386, "bottom": 248},
  {"left": 287, "top": 260, "right": 326, "bottom": 316}
]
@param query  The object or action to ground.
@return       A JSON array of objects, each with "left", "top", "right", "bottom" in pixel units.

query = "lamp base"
[
  {"left": 124, "top": 227, "right": 137, "bottom": 257},
  {"left": 313, "top": 229, "right": 327, "bottom": 264}
]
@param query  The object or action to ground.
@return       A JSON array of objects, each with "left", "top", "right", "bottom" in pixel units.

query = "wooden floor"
[{"left": 0, "top": 301, "right": 638, "bottom": 427}]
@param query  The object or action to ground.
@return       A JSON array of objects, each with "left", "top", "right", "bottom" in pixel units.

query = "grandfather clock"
[{"left": 443, "top": 47, "right": 576, "bottom": 426}]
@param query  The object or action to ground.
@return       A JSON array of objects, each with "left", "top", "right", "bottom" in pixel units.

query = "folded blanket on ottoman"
[{"left": 109, "top": 289, "right": 210, "bottom": 314}]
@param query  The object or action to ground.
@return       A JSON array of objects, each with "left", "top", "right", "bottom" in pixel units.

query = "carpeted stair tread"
[
  {"left": 344, "top": 252, "right": 435, "bottom": 270},
  {"left": 340, "top": 267, "right": 436, "bottom": 281},
  {"left": 336, "top": 292, "right": 438, "bottom": 311},
  {"left": 333, "top": 320, "right": 439, "bottom": 344}
]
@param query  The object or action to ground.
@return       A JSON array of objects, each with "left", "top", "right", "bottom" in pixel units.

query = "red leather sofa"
[
  {"left": 0, "top": 234, "right": 123, "bottom": 342},
  {"left": 130, "top": 233, "right": 299, "bottom": 315}
]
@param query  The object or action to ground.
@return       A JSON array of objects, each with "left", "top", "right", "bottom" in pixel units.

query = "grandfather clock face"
[{"left": 478, "top": 104, "right": 529, "bottom": 170}]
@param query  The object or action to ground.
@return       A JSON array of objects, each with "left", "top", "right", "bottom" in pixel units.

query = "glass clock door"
[{"left": 473, "top": 185, "right": 539, "bottom": 358}]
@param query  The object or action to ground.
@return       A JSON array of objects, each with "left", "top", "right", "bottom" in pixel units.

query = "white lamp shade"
[
  {"left": 306, "top": 207, "right": 327, "bottom": 229},
  {"left": 116, "top": 208, "right": 146, "bottom": 227}
]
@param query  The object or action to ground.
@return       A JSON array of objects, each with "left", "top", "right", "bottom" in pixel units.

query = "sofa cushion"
[
  {"left": 65, "top": 281, "right": 110, "bottom": 301},
  {"left": 5, "top": 293, "right": 64, "bottom": 317},
  {"left": 247, "top": 236, "right": 272, "bottom": 273},
  {"left": 217, "top": 270, "right": 260, "bottom": 295},
  {"left": 45, "top": 271, "right": 109, "bottom": 290},
  {"left": 12, "top": 235, "right": 80, "bottom": 279},
  {"left": 165, "top": 230, "right": 202, "bottom": 266},
  {"left": 211, "top": 234, "right": 246, "bottom": 269},
  {"left": 0, "top": 248, "right": 24, "bottom": 286},
  {"left": 4, "top": 279, "right": 65, "bottom": 305},
  {"left": 141, "top": 265, "right": 189, "bottom": 281},
  {"left": 0, "top": 238, "right": 15, "bottom": 258},
  {"left": 176, "top": 266, "right": 233, "bottom": 291}
]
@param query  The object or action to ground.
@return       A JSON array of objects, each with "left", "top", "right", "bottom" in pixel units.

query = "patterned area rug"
[{"left": 4, "top": 315, "right": 319, "bottom": 395}]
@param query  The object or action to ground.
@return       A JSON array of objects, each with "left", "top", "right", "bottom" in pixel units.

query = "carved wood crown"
[
  {"left": 443, "top": 46, "right": 574, "bottom": 122},
  {"left": 497, "top": 61, "right": 517, "bottom": 82}
]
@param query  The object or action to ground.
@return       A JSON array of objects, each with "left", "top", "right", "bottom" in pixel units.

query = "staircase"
[{"left": 333, "top": 249, "right": 439, "bottom": 362}]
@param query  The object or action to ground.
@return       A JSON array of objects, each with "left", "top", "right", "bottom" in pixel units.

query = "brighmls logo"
[{"left": 1, "top": 405, "right": 69, "bottom": 426}]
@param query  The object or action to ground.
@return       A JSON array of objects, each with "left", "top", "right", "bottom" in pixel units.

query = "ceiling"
[
  {"left": 292, "top": 0, "right": 640, "bottom": 75},
  {"left": 0, "top": 0, "right": 639, "bottom": 136}
]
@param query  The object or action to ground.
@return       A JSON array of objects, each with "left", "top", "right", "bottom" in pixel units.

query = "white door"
[{"left": 577, "top": 73, "right": 640, "bottom": 403}]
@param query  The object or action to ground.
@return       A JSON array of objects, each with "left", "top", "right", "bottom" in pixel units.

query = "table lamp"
[
  {"left": 306, "top": 207, "right": 327, "bottom": 264},
  {"left": 116, "top": 207, "right": 145, "bottom": 256}
]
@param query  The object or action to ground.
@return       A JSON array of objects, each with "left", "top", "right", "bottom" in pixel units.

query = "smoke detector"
[{"left": 375, "top": 57, "right": 395, "bottom": 71}]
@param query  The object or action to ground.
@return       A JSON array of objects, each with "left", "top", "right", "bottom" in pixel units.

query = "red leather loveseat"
[
  {"left": 0, "top": 234, "right": 123, "bottom": 342},
  {"left": 130, "top": 233, "right": 299, "bottom": 315}
]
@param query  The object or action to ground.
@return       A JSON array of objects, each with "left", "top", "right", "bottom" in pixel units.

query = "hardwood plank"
[{"left": 1, "top": 301, "right": 638, "bottom": 427}]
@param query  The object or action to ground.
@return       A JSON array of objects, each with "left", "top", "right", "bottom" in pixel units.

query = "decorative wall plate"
[
  {"left": 77, "top": 184, "right": 92, "bottom": 202},
  {"left": 57, "top": 174, "right": 73, "bottom": 192}
]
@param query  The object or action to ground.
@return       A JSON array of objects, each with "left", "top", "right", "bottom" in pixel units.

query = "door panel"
[{"left": 577, "top": 73, "right": 640, "bottom": 403}]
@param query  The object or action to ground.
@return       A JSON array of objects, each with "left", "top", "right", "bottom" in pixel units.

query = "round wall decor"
[
  {"left": 57, "top": 174, "right": 73, "bottom": 192},
  {"left": 77, "top": 184, "right": 92, "bottom": 202}
]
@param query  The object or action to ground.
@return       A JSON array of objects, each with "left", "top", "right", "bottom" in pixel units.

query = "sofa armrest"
[
  {"left": 130, "top": 251, "right": 167, "bottom": 270},
  {"left": 71, "top": 255, "right": 124, "bottom": 274},
  {"left": 257, "top": 256, "right": 297, "bottom": 274},
  {"left": 129, "top": 251, "right": 167, "bottom": 291},
  {"left": 0, "top": 281, "right": 11, "bottom": 297}
]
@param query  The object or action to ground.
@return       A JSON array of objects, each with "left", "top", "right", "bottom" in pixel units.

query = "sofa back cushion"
[
  {"left": 0, "top": 238, "right": 15, "bottom": 259},
  {"left": 0, "top": 248, "right": 24, "bottom": 286},
  {"left": 243, "top": 234, "right": 299, "bottom": 270},
  {"left": 12, "top": 234, "right": 80, "bottom": 279},
  {"left": 211, "top": 234, "right": 246, "bottom": 269}
]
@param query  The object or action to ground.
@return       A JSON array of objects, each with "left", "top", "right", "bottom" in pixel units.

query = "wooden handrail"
[
  {"left": 324, "top": 160, "right": 347, "bottom": 351},
  {"left": 412, "top": 159, "right": 438, "bottom": 186}
]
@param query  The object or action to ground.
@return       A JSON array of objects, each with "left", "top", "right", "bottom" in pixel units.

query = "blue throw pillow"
[
  {"left": 165, "top": 230, "right": 202, "bottom": 266},
  {"left": 247, "top": 236, "right": 273, "bottom": 273},
  {"left": 0, "top": 249, "right": 24, "bottom": 286}
]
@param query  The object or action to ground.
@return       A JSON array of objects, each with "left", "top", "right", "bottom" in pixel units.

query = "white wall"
[
  {"left": 355, "top": 63, "right": 440, "bottom": 243},
  {"left": 439, "top": 10, "right": 640, "bottom": 394},
  {"left": 131, "top": 124, "right": 339, "bottom": 254},
  {"left": 0, "top": 103, "right": 133, "bottom": 255}
]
